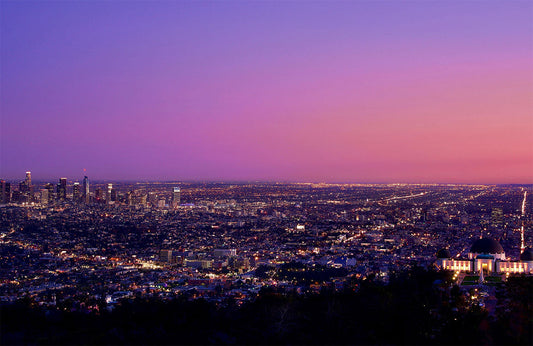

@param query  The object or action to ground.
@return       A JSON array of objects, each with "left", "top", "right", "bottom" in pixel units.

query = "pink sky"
[{"left": 1, "top": 1, "right": 532, "bottom": 183}]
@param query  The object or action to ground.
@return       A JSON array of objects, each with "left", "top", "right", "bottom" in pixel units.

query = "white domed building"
[{"left": 436, "top": 238, "right": 533, "bottom": 275}]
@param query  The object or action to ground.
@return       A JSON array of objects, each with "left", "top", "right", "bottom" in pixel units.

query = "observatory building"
[{"left": 436, "top": 238, "right": 533, "bottom": 274}]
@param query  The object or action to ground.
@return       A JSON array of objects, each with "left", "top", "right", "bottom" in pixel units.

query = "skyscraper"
[
  {"left": 40, "top": 189, "right": 49, "bottom": 206},
  {"left": 45, "top": 183, "right": 54, "bottom": 204},
  {"left": 17, "top": 171, "right": 33, "bottom": 202},
  {"left": 83, "top": 176, "right": 90, "bottom": 204},
  {"left": 18, "top": 183, "right": 28, "bottom": 203},
  {"left": 172, "top": 187, "right": 180, "bottom": 208},
  {"left": 111, "top": 187, "right": 117, "bottom": 202},
  {"left": 73, "top": 182, "right": 80, "bottom": 201},
  {"left": 107, "top": 184, "right": 113, "bottom": 204},
  {"left": 0, "top": 180, "right": 10, "bottom": 204},
  {"left": 94, "top": 188, "right": 103, "bottom": 203},
  {"left": 25, "top": 171, "right": 31, "bottom": 189},
  {"left": 57, "top": 178, "right": 67, "bottom": 200},
  {"left": 19, "top": 181, "right": 27, "bottom": 194}
]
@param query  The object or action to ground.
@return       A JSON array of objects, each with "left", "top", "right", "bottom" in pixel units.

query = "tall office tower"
[
  {"left": 18, "top": 181, "right": 27, "bottom": 193},
  {"left": 21, "top": 171, "right": 32, "bottom": 202},
  {"left": 18, "top": 181, "right": 29, "bottom": 203},
  {"left": 107, "top": 184, "right": 113, "bottom": 204},
  {"left": 0, "top": 180, "right": 4, "bottom": 203},
  {"left": 57, "top": 178, "right": 67, "bottom": 200},
  {"left": 1, "top": 180, "right": 11, "bottom": 203},
  {"left": 72, "top": 182, "right": 80, "bottom": 201},
  {"left": 94, "top": 188, "right": 103, "bottom": 203},
  {"left": 0, "top": 180, "right": 5, "bottom": 203},
  {"left": 5, "top": 182, "right": 11, "bottom": 203},
  {"left": 45, "top": 183, "right": 55, "bottom": 204},
  {"left": 25, "top": 171, "right": 31, "bottom": 189},
  {"left": 172, "top": 187, "right": 180, "bottom": 208},
  {"left": 111, "top": 188, "right": 117, "bottom": 202},
  {"left": 82, "top": 176, "right": 90, "bottom": 203},
  {"left": 55, "top": 182, "right": 61, "bottom": 200},
  {"left": 40, "top": 189, "right": 49, "bottom": 206}
]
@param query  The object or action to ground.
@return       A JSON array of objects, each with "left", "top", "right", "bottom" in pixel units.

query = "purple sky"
[{"left": 1, "top": 1, "right": 532, "bottom": 183}]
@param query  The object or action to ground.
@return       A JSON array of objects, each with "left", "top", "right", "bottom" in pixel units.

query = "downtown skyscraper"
[{"left": 83, "top": 176, "right": 90, "bottom": 204}]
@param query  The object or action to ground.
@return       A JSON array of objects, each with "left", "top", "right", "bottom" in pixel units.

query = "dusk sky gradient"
[{"left": 1, "top": 1, "right": 532, "bottom": 183}]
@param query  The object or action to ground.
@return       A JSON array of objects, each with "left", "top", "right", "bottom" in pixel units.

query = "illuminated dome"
[
  {"left": 470, "top": 238, "right": 504, "bottom": 254},
  {"left": 520, "top": 247, "right": 533, "bottom": 261},
  {"left": 436, "top": 248, "right": 451, "bottom": 259}
]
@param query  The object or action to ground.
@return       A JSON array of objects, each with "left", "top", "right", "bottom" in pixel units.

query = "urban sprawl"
[{"left": 1, "top": 172, "right": 531, "bottom": 315}]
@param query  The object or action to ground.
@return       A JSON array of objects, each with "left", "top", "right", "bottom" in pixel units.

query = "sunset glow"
[{"left": 1, "top": 1, "right": 532, "bottom": 183}]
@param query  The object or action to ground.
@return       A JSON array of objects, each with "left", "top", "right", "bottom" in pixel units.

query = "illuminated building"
[
  {"left": 171, "top": 187, "right": 180, "bottom": 208},
  {"left": 436, "top": 238, "right": 533, "bottom": 275},
  {"left": 83, "top": 176, "right": 90, "bottom": 203},
  {"left": 45, "top": 183, "right": 55, "bottom": 204},
  {"left": 18, "top": 172, "right": 32, "bottom": 201},
  {"left": 184, "top": 259, "right": 212, "bottom": 269},
  {"left": 0, "top": 180, "right": 10, "bottom": 203},
  {"left": 107, "top": 184, "right": 113, "bottom": 204},
  {"left": 94, "top": 188, "right": 104, "bottom": 203},
  {"left": 40, "top": 189, "right": 49, "bottom": 206},
  {"left": 160, "top": 249, "right": 173, "bottom": 263},
  {"left": 214, "top": 249, "right": 237, "bottom": 258},
  {"left": 57, "top": 178, "right": 67, "bottom": 200},
  {"left": 25, "top": 171, "right": 31, "bottom": 190},
  {"left": 73, "top": 182, "right": 80, "bottom": 201}
]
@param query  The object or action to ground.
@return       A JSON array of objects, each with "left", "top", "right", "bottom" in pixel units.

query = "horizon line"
[{"left": 1, "top": 177, "right": 532, "bottom": 187}]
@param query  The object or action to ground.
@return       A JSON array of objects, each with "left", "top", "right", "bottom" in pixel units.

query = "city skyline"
[
  {"left": 1, "top": 1, "right": 532, "bottom": 183},
  {"left": 1, "top": 179, "right": 532, "bottom": 344},
  {"left": 4, "top": 169, "right": 533, "bottom": 185}
]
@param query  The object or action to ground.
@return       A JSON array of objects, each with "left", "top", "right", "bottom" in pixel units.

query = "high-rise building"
[
  {"left": 94, "top": 188, "right": 104, "bottom": 203},
  {"left": 73, "top": 182, "right": 81, "bottom": 201},
  {"left": 19, "top": 181, "right": 27, "bottom": 194},
  {"left": 1, "top": 180, "right": 5, "bottom": 203},
  {"left": 0, "top": 180, "right": 10, "bottom": 204},
  {"left": 40, "top": 189, "right": 49, "bottom": 206},
  {"left": 107, "top": 184, "right": 113, "bottom": 204},
  {"left": 45, "top": 183, "right": 55, "bottom": 204},
  {"left": 18, "top": 181, "right": 29, "bottom": 203},
  {"left": 17, "top": 171, "right": 33, "bottom": 202},
  {"left": 82, "top": 176, "right": 90, "bottom": 203},
  {"left": 25, "top": 171, "right": 31, "bottom": 189},
  {"left": 172, "top": 187, "right": 180, "bottom": 208},
  {"left": 57, "top": 178, "right": 67, "bottom": 200},
  {"left": 11, "top": 190, "right": 22, "bottom": 203}
]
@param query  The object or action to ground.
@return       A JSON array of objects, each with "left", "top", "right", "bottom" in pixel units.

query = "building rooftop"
[{"left": 470, "top": 238, "right": 504, "bottom": 255}]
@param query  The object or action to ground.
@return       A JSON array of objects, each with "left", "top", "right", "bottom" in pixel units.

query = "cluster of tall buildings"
[
  {"left": 1, "top": 172, "right": 180, "bottom": 209},
  {"left": 0, "top": 172, "right": 90, "bottom": 205}
]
